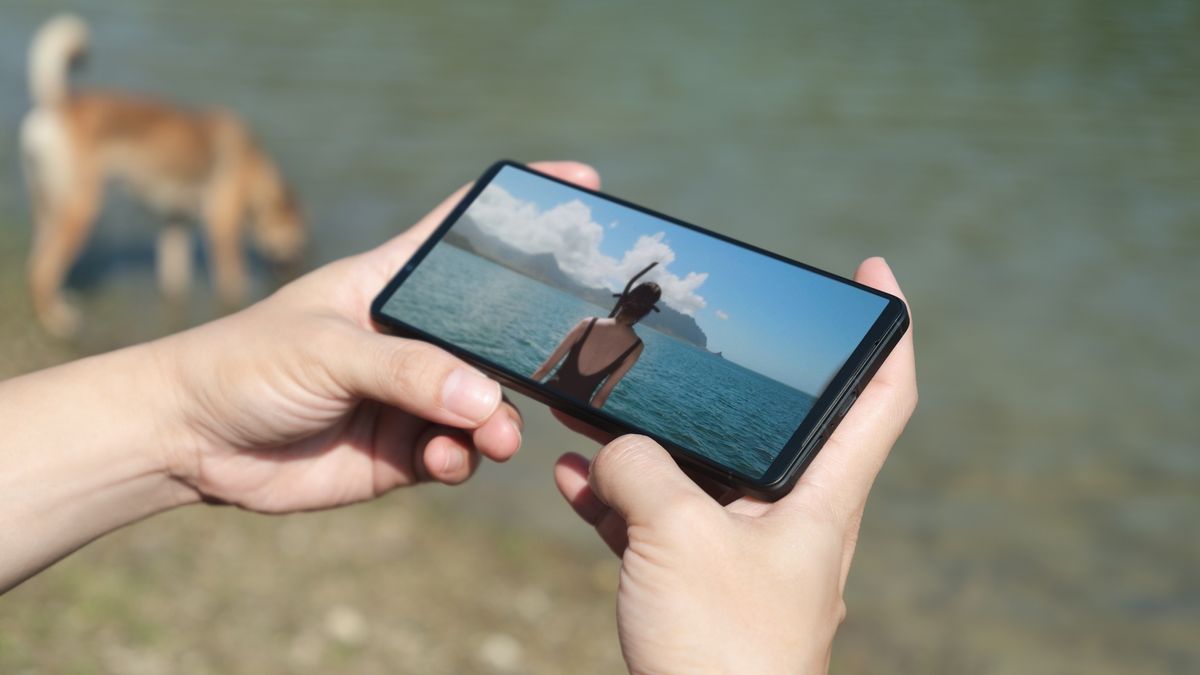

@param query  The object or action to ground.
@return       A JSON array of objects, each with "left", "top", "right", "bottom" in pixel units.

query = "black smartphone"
[{"left": 371, "top": 161, "right": 908, "bottom": 500}]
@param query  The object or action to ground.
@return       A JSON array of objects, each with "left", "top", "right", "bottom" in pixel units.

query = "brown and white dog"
[{"left": 20, "top": 14, "right": 306, "bottom": 336}]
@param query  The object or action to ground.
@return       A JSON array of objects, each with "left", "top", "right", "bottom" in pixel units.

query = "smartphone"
[{"left": 371, "top": 161, "right": 909, "bottom": 500}]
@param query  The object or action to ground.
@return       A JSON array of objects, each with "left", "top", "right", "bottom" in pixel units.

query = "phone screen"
[{"left": 375, "top": 164, "right": 890, "bottom": 480}]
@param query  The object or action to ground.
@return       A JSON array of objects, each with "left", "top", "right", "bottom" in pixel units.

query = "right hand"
[
  {"left": 154, "top": 161, "right": 602, "bottom": 514},
  {"left": 553, "top": 258, "right": 916, "bottom": 673}
]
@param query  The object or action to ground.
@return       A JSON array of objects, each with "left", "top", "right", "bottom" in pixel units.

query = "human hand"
[
  {"left": 154, "top": 161, "right": 602, "bottom": 513},
  {"left": 553, "top": 258, "right": 916, "bottom": 673}
]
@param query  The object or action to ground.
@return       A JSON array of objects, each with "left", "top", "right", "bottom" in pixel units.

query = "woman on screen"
[{"left": 532, "top": 281, "right": 661, "bottom": 409}]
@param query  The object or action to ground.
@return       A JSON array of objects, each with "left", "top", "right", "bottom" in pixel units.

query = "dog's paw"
[{"left": 39, "top": 300, "right": 82, "bottom": 339}]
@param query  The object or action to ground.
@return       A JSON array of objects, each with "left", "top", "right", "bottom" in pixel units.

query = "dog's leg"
[
  {"left": 202, "top": 175, "right": 248, "bottom": 308},
  {"left": 22, "top": 153, "right": 51, "bottom": 272},
  {"left": 28, "top": 173, "right": 99, "bottom": 338},
  {"left": 20, "top": 110, "right": 71, "bottom": 335},
  {"left": 157, "top": 221, "right": 193, "bottom": 304}
]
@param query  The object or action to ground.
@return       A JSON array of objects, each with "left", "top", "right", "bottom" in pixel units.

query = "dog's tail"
[{"left": 29, "top": 14, "right": 89, "bottom": 108}]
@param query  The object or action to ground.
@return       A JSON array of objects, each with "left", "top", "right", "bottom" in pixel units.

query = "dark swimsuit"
[{"left": 546, "top": 318, "right": 642, "bottom": 404}]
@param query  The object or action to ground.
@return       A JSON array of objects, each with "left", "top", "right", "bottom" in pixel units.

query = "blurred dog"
[{"left": 20, "top": 14, "right": 306, "bottom": 336}]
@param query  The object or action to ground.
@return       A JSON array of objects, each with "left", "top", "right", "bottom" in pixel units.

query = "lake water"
[
  {"left": 382, "top": 242, "right": 814, "bottom": 477},
  {"left": 0, "top": 0, "right": 1196, "bottom": 671}
]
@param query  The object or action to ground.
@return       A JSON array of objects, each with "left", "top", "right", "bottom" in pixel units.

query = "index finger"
[{"left": 784, "top": 257, "right": 917, "bottom": 519}]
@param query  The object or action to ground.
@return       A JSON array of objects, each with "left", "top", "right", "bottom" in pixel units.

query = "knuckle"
[
  {"left": 874, "top": 378, "right": 919, "bottom": 422},
  {"left": 842, "top": 508, "right": 865, "bottom": 542},
  {"left": 382, "top": 340, "right": 447, "bottom": 394},
  {"left": 594, "top": 434, "right": 658, "bottom": 475},
  {"left": 649, "top": 494, "right": 721, "bottom": 549},
  {"left": 661, "top": 493, "right": 714, "bottom": 528},
  {"left": 835, "top": 598, "right": 849, "bottom": 625}
]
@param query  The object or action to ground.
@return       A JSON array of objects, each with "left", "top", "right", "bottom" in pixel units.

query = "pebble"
[
  {"left": 324, "top": 604, "right": 368, "bottom": 646},
  {"left": 478, "top": 632, "right": 523, "bottom": 672}
]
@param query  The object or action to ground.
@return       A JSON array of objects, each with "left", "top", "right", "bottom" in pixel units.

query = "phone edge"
[{"left": 369, "top": 160, "right": 912, "bottom": 500}]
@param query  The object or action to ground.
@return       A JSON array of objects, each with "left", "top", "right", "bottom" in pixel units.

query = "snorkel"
[{"left": 609, "top": 262, "right": 663, "bottom": 319}]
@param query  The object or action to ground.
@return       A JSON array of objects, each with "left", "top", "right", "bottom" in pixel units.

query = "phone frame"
[{"left": 371, "top": 160, "right": 909, "bottom": 500}]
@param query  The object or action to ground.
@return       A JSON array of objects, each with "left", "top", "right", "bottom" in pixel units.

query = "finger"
[
  {"left": 331, "top": 328, "right": 502, "bottom": 428},
  {"left": 369, "top": 404, "right": 433, "bottom": 492},
  {"left": 588, "top": 435, "right": 716, "bottom": 527},
  {"left": 470, "top": 400, "right": 523, "bottom": 462},
  {"left": 416, "top": 425, "right": 480, "bottom": 485},
  {"left": 550, "top": 408, "right": 614, "bottom": 445},
  {"left": 785, "top": 257, "right": 917, "bottom": 519},
  {"left": 373, "top": 161, "right": 602, "bottom": 267},
  {"left": 554, "top": 453, "right": 628, "bottom": 554},
  {"left": 595, "top": 510, "right": 630, "bottom": 556},
  {"left": 554, "top": 452, "right": 609, "bottom": 525},
  {"left": 554, "top": 422, "right": 732, "bottom": 504},
  {"left": 853, "top": 257, "right": 915, "bottom": 393}
]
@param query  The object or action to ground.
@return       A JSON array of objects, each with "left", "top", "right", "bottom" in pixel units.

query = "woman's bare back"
[{"left": 573, "top": 318, "right": 641, "bottom": 375}]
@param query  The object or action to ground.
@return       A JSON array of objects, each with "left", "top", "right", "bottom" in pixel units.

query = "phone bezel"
[{"left": 370, "top": 160, "right": 909, "bottom": 499}]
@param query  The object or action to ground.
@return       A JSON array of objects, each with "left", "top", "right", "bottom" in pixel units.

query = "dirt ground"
[
  {"left": 0, "top": 230, "right": 627, "bottom": 675},
  {"left": 0, "top": 225, "right": 1194, "bottom": 674}
]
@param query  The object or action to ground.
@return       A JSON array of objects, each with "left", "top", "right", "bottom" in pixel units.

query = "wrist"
[
  {"left": 67, "top": 340, "right": 203, "bottom": 512},
  {"left": 138, "top": 337, "right": 206, "bottom": 504},
  {"left": 0, "top": 342, "right": 199, "bottom": 590},
  {"left": 139, "top": 334, "right": 205, "bottom": 492}
]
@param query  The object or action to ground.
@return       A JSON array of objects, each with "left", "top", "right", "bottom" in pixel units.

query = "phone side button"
[{"left": 835, "top": 392, "right": 859, "bottom": 420}]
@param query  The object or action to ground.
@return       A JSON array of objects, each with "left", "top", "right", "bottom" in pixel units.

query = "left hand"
[{"left": 152, "top": 161, "right": 602, "bottom": 513}]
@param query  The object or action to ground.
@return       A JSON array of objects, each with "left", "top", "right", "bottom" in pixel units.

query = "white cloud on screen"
[
  {"left": 715, "top": 310, "right": 730, "bottom": 320},
  {"left": 466, "top": 184, "right": 708, "bottom": 315}
]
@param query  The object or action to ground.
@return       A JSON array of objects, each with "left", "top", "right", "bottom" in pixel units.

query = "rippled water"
[
  {"left": 382, "top": 243, "right": 813, "bottom": 476},
  {"left": 0, "top": 0, "right": 1196, "bottom": 671}
]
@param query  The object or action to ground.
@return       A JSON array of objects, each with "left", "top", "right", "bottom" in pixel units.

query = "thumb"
[
  {"left": 589, "top": 435, "right": 714, "bottom": 526},
  {"left": 331, "top": 328, "right": 502, "bottom": 428}
]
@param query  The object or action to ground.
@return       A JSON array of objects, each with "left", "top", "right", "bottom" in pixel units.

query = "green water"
[{"left": 0, "top": 0, "right": 1196, "bottom": 671}]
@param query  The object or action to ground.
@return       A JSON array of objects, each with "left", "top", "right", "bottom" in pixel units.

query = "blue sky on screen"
[{"left": 474, "top": 166, "right": 887, "bottom": 394}]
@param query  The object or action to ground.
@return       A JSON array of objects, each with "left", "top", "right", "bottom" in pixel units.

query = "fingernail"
[
  {"left": 509, "top": 417, "right": 523, "bottom": 447},
  {"left": 441, "top": 445, "right": 463, "bottom": 473},
  {"left": 442, "top": 368, "right": 500, "bottom": 422}
]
